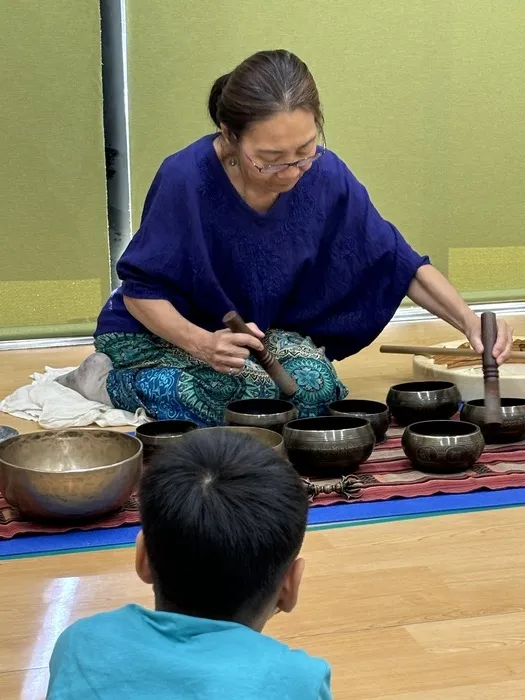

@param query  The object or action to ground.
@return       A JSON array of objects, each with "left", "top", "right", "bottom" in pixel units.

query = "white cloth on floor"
[{"left": 0, "top": 366, "right": 149, "bottom": 429}]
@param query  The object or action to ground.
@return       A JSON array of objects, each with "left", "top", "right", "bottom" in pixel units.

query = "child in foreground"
[{"left": 47, "top": 430, "right": 332, "bottom": 699}]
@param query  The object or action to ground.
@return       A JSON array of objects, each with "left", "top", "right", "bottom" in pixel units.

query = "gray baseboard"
[
  {"left": 393, "top": 300, "right": 525, "bottom": 323},
  {"left": 0, "top": 336, "right": 94, "bottom": 352}
]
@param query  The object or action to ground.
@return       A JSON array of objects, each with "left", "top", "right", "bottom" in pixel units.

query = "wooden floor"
[{"left": 2, "top": 316, "right": 525, "bottom": 699}]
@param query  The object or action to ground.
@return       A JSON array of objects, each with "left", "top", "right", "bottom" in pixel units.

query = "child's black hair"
[{"left": 139, "top": 429, "right": 308, "bottom": 623}]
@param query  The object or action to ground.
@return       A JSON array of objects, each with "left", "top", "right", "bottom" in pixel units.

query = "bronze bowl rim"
[
  {"left": 135, "top": 419, "right": 199, "bottom": 439},
  {"left": 328, "top": 399, "right": 389, "bottom": 415},
  {"left": 225, "top": 398, "right": 297, "bottom": 422},
  {"left": 462, "top": 398, "right": 525, "bottom": 410},
  {"left": 404, "top": 420, "right": 481, "bottom": 438},
  {"left": 0, "top": 429, "right": 143, "bottom": 475},
  {"left": 388, "top": 381, "right": 458, "bottom": 394},
  {"left": 198, "top": 425, "right": 284, "bottom": 448},
  {"left": 284, "top": 416, "right": 373, "bottom": 437}
]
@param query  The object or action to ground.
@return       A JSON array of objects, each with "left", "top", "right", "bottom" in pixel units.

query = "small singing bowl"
[
  {"left": 0, "top": 429, "right": 143, "bottom": 520},
  {"left": 460, "top": 398, "right": 525, "bottom": 443},
  {"left": 386, "top": 381, "right": 461, "bottom": 426},
  {"left": 136, "top": 420, "right": 199, "bottom": 467},
  {"left": 402, "top": 420, "right": 484, "bottom": 473},
  {"left": 283, "top": 416, "right": 375, "bottom": 478},
  {"left": 199, "top": 426, "right": 285, "bottom": 457},
  {"left": 328, "top": 399, "right": 390, "bottom": 442},
  {"left": 135, "top": 420, "right": 199, "bottom": 446},
  {"left": 224, "top": 398, "right": 297, "bottom": 433}
]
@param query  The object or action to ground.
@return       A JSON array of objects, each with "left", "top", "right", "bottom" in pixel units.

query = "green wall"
[
  {"left": 1, "top": 1, "right": 522, "bottom": 343},
  {"left": 126, "top": 0, "right": 525, "bottom": 302},
  {"left": 0, "top": 2, "right": 109, "bottom": 340}
]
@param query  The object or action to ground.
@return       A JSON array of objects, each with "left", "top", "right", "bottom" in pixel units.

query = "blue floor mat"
[{"left": 2, "top": 487, "right": 525, "bottom": 559}]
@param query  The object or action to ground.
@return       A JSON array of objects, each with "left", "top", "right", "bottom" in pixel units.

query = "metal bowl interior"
[
  {"left": 402, "top": 420, "right": 484, "bottom": 473},
  {"left": 283, "top": 416, "right": 376, "bottom": 477},
  {"left": 224, "top": 399, "right": 297, "bottom": 433},
  {"left": 226, "top": 398, "right": 296, "bottom": 416},
  {"left": 407, "top": 420, "right": 480, "bottom": 438},
  {"left": 136, "top": 420, "right": 199, "bottom": 444},
  {"left": 386, "top": 381, "right": 461, "bottom": 426},
  {"left": 329, "top": 399, "right": 388, "bottom": 415},
  {"left": 460, "top": 398, "right": 525, "bottom": 443},
  {"left": 199, "top": 426, "right": 285, "bottom": 455},
  {"left": 390, "top": 380, "right": 459, "bottom": 393},
  {"left": 391, "top": 380, "right": 457, "bottom": 392},
  {"left": 0, "top": 429, "right": 143, "bottom": 520}
]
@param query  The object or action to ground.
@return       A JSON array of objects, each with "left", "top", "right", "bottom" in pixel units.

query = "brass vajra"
[{"left": 302, "top": 475, "right": 363, "bottom": 502}]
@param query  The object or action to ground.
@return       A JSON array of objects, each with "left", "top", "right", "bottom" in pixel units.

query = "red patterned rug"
[{"left": 2, "top": 426, "right": 525, "bottom": 540}]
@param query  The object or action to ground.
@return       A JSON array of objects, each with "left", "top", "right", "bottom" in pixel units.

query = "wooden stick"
[
  {"left": 379, "top": 344, "right": 525, "bottom": 361},
  {"left": 481, "top": 311, "right": 502, "bottom": 425},
  {"left": 222, "top": 311, "right": 298, "bottom": 396}
]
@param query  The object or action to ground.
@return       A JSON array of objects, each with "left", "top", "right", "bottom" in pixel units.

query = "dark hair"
[
  {"left": 139, "top": 429, "right": 308, "bottom": 623},
  {"left": 208, "top": 49, "right": 324, "bottom": 138}
]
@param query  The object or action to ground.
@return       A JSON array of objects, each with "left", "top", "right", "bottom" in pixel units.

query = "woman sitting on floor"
[{"left": 61, "top": 49, "right": 511, "bottom": 426}]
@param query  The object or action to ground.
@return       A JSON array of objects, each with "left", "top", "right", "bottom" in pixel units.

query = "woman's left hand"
[
  {"left": 406, "top": 266, "right": 514, "bottom": 364},
  {"left": 463, "top": 316, "right": 514, "bottom": 365}
]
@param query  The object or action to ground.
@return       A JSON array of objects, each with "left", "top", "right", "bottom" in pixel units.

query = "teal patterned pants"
[{"left": 95, "top": 331, "right": 348, "bottom": 427}]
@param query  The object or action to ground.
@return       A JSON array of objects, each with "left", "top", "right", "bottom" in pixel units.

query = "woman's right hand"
[
  {"left": 196, "top": 324, "right": 265, "bottom": 375},
  {"left": 123, "top": 297, "right": 265, "bottom": 373}
]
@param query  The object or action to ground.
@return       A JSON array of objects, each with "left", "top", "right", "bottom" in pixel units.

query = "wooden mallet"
[
  {"left": 481, "top": 311, "right": 502, "bottom": 426},
  {"left": 222, "top": 311, "right": 298, "bottom": 397}
]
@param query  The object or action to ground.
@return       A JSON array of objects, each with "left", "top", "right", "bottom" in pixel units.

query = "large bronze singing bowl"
[
  {"left": 402, "top": 420, "right": 484, "bottom": 473},
  {"left": 460, "top": 398, "right": 525, "bottom": 443},
  {"left": 386, "top": 381, "right": 461, "bottom": 426},
  {"left": 199, "top": 426, "right": 285, "bottom": 456},
  {"left": 224, "top": 398, "right": 298, "bottom": 434},
  {"left": 328, "top": 399, "right": 390, "bottom": 442},
  {"left": 283, "top": 416, "right": 375, "bottom": 477},
  {"left": 0, "top": 430, "right": 143, "bottom": 520}
]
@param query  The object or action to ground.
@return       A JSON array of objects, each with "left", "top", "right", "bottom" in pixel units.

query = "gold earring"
[{"left": 229, "top": 157, "right": 237, "bottom": 167}]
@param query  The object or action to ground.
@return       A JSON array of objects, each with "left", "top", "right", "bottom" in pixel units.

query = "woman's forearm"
[
  {"left": 406, "top": 265, "right": 477, "bottom": 333},
  {"left": 123, "top": 296, "right": 210, "bottom": 356}
]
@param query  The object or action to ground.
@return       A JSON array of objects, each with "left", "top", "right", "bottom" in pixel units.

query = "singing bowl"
[
  {"left": 136, "top": 420, "right": 199, "bottom": 466},
  {"left": 402, "top": 420, "right": 484, "bottom": 473},
  {"left": 283, "top": 416, "right": 375, "bottom": 478},
  {"left": 328, "top": 399, "right": 390, "bottom": 442},
  {"left": 199, "top": 426, "right": 285, "bottom": 456},
  {"left": 0, "top": 430, "right": 142, "bottom": 520},
  {"left": 460, "top": 398, "right": 525, "bottom": 443},
  {"left": 386, "top": 381, "right": 461, "bottom": 426},
  {"left": 135, "top": 420, "right": 199, "bottom": 446},
  {"left": 0, "top": 426, "right": 18, "bottom": 443},
  {"left": 224, "top": 398, "right": 297, "bottom": 433}
]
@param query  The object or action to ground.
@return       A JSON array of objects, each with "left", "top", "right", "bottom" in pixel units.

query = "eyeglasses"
[{"left": 244, "top": 144, "right": 326, "bottom": 174}]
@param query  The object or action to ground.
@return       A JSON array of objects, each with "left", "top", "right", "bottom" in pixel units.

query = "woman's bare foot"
[{"left": 55, "top": 353, "right": 113, "bottom": 405}]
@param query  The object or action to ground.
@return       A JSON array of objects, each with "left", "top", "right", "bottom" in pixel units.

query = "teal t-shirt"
[{"left": 47, "top": 604, "right": 332, "bottom": 699}]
